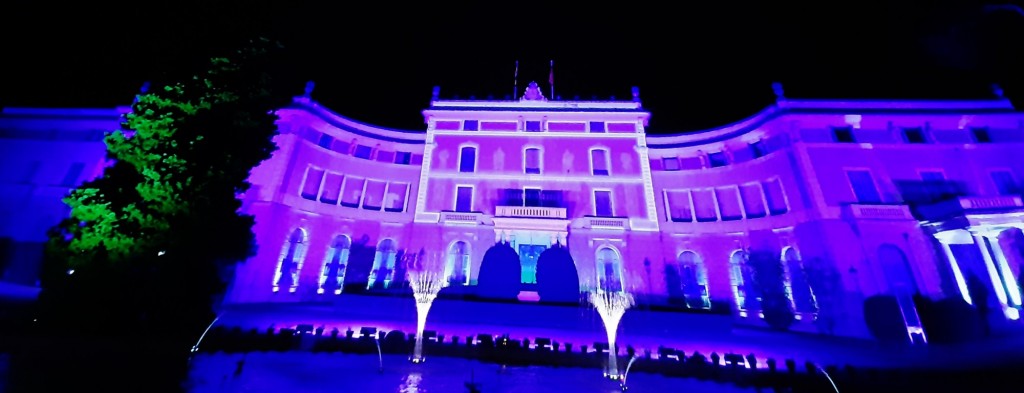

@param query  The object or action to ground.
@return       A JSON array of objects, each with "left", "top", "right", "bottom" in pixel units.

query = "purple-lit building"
[
  {"left": 0, "top": 107, "right": 124, "bottom": 285},
  {"left": 4, "top": 82, "right": 1024, "bottom": 340}
]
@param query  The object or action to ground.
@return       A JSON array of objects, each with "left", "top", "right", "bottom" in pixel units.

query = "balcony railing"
[
  {"left": 495, "top": 205, "right": 567, "bottom": 219},
  {"left": 584, "top": 216, "right": 629, "bottom": 230},
  {"left": 440, "top": 211, "right": 482, "bottom": 224},
  {"left": 846, "top": 204, "right": 914, "bottom": 220},
  {"left": 959, "top": 196, "right": 1023, "bottom": 210}
]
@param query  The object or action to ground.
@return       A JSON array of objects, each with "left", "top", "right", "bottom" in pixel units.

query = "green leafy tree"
[{"left": 38, "top": 37, "right": 291, "bottom": 346}]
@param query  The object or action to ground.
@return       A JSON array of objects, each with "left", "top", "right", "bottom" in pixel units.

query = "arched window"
[
  {"left": 878, "top": 244, "right": 919, "bottom": 296},
  {"left": 730, "top": 250, "right": 761, "bottom": 310},
  {"left": 678, "top": 251, "right": 710, "bottom": 309},
  {"left": 446, "top": 241, "right": 471, "bottom": 285},
  {"left": 367, "top": 239, "right": 398, "bottom": 289},
  {"left": 273, "top": 228, "right": 308, "bottom": 293},
  {"left": 319, "top": 235, "right": 351, "bottom": 295},
  {"left": 597, "top": 247, "right": 623, "bottom": 293},
  {"left": 878, "top": 244, "right": 926, "bottom": 338},
  {"left": 783, "top": 247, "right": 817, "bottom": 313}
]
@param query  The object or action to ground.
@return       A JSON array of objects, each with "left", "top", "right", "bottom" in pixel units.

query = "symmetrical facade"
[{"left": 4, "top": 82, "right": 1024, "bottom": 340}]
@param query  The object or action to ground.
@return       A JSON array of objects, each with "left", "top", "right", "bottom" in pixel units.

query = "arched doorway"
[
  {"left": 319, "top": 235, "right": 351, "bottom": 295},
  {"left": 783, "top": 247, "right": 817, "bottom": 314},
  {"left": 476, "top": 242, "right": 522, "bottom": 300},
  {"left": 596, "top": 247, "right": 623, "bottom": 293},
  {"left": 877, "top": 244, "right": 925, "bottom": 343},
  {"left": 446, "top": 241, "right": 471, "bottom": 286},
  {"left": 729, "top": 250, "right": 760, "bottom": 311},
  {"left": 367, "top": 239, "right": 398, "bottom": 289},
  {"left": 273, "top": 228, "right": 308, "bottom": 293},
  {"left": 679, "top": 251, "right": 710, "bottom": 309},
  {"left": 536, "top": 244, "right": 580, "bottom": 303}
]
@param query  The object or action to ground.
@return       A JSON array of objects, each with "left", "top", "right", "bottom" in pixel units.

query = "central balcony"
[{"left": 495, "top": 205, "right": 567, "bottom": 219}]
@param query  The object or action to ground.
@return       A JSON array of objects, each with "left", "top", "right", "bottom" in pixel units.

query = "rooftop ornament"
[{"left": 521, "top": 81, "right": 547, "bottom": 101}]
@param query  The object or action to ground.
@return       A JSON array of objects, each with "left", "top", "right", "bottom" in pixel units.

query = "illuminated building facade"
[{"left": 3, "top": 82, "right": 1024, "bottom": 340}]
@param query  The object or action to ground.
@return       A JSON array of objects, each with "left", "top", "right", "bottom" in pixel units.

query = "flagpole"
[
  {"left": 513, "top": 60, "right": 519, "bottom": 100},
  {"left": 549, "top": 60, "right": 554, "bottom": 100}
]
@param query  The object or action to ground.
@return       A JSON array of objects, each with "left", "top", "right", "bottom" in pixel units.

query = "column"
[
  {"left": 978, "top": 228, "right": 1022, "bottom": 321},
  {"left": 987, "top": 232, "right": 1021, "bottom": 305},
  {"left": 974, "top": 234, "right": 1010, "bottom": 317},
  {"left": 934, "top": 230, "right": 972, "bottom": 304}
]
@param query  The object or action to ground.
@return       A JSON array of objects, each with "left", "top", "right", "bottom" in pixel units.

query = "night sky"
[{"left": 2, "top": 2, "right": 1022, "bottom": 134}]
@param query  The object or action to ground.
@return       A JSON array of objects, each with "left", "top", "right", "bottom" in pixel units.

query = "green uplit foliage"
[{"left": 40, "top": 37, "right": 292, "bottom": 342}]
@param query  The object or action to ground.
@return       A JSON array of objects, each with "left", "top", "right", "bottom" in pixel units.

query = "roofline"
[
  {"left": 646, "top": 98, "right": 1019, "bottom": 149},
  {"left": 285, "top": 97, "right": 426, "bottom": 144},
  {"left": 0, "top": 106, "right": 131, "bottom": 119}
]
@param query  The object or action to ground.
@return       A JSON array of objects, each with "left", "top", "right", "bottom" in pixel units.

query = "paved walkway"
[{"left": 213, "top": 294, "right": 1024, "bottom": 371}]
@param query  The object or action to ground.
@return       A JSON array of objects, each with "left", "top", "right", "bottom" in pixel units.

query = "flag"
[{"left": 548, "top": 60, "right": 554, "bottom": 85}]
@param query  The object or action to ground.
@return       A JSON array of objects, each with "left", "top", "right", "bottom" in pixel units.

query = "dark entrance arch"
[
  {"left": 536, "top": 244, "right": 580, "bottom": 303},
  {"left": 476, "top": 242, "right": 521, "bottom": 300}
]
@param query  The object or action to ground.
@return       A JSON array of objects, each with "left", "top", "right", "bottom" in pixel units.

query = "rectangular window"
[
  {"left": 540, "top": 190, "right": 563, "bottom": 207},
  {"left": 301, "top": 167, "right": 325, "bottom": 200},
  {"left": 317, "top": 134, "right": 334, "bottom": 149},
  {"left": 665, "top": 190, "right": 692, "bottom": 222},
  {"left": 395, "top": 151, "right": 411, "bottom": 165},
  {"left": 662, "top": 157, "right": 680, "bottom": 171},
  {"left": 716, "top": 187, "right": 743, "bottom": 221},
  {"left": 920, "top": 171, "right": 945, "bottom": 182},
  {"left": 525, "top": 148, "right": 541, "bottom": 174},
  {"left": 362, "top": 180, "right": 386, "bottom": 210},
  {"left": 972, "top": 127, "right": 991, "bottom": 143},
  {"left": 847, "top": 170, "right": 882, "bottom": 204},
  {"left": 319, "top": 173, "right": 344, "bottom": 204},
  {"left": 739, "top": 183, "right": 766, "bottom": 218},
  {"left": 354, "top": 145, "right": 373, "bottom": 159},
  {"left": 340, "top": 177, "right": 365, "bottom": 207},
  {"left": 992, "top": 170, "right": 1020, "bottom": 195},
  {"left": 525, "top": 121, "right": 542, "bottom": 132},
  {"left": 502, "top": 188, "right": 524, "bottom": 206},
  {"left": 692, "top": 189, "right": 717, "bottom": 222},
  {"left": 376, "top": 150, "right": 394, "bottom": 163},
  {"left": 708, "top": 152, "right": 728, "bottom": 167},
  {"left": 463, "top": 120, "right": 479, "bottom": 131},
  {"left": 750, "top": 140, "right": 766, "bottom": 158},
  {"left": 832, "top": 126, "right": 855, "bottom": 143},
  {"left": 919, "top": 171, "right": 947, "bottom": 202},
  {"left": 589, "top": 122, "right": 606, "bottom": 133},
  {"left": 60, "top": 162, "right": 86, "bottom": 187},
  {"left": 525, "top": 188, "right": 542, "bottom": 207},
  {"left": 384, "top": 182, "right": 408, "bottom": 212},
  {"left": 594, "top": 190, "right": 613, "bottom": 217},
  {"left": 903, "top": 127, "right": 927, "bottom": 143},
  {"left": 763, "top": 178, "right": 789, "bottom": 214},
  {"left": 591, "top": 149, "right": 609, "bottom": 176},
  {"left": 455, "top": 186, "right": 474, "bottom": 212},
  {"left": 459, "top": 146, "right": 477, "bottom": 173}
]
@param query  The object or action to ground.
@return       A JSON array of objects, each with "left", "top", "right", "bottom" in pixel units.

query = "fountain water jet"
[
  {"left": 408, "top": 250, "right": 447, "bottom": 363},
  {"left": 588, "top": 291, "right": 634, "bottom": 380}
]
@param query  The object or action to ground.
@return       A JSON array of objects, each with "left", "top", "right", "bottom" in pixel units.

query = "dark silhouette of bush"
[
  {"left": 749, "top": 249, "right": 795, "bottom": 330},
  {"left": 863, "top": 294, "right": 910, "bottom": 343},
  {"left": 913, "top": 295, "right": 981, "bottom": 343},
  {"left": 535, "top": 244, "right": 580, "bottom": 303},
  {"left": 476, "top": 242, "right": 521, "bottom": 300},
  {"left": 664, "top": 263, "right": 685, "bottom": 305}
]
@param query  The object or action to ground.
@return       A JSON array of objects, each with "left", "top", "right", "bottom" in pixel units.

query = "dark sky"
[{"left": 2, "top": 1, "right": 1023, "bottom": 134}]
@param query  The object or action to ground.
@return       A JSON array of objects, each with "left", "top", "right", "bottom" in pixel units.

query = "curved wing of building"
[{"left": 4, "top": 89, "right": 1024, "bottom": 341}]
